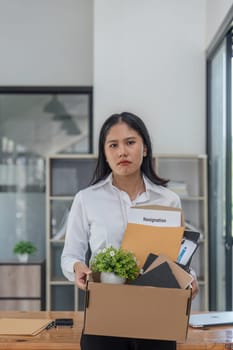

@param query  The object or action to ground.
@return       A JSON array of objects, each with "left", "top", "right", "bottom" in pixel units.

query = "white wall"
[
  {"left": 206, "top": 0, "right": 233, "bottom": 47},
  {"left": 0, "top": 0, "right": 232, "bottom": 154},
  {"left": 94, "top": 0, "right": 206, "bottom": 154},
  {"left": 0, "top": 0, "right": 93, "bottom": 85}
]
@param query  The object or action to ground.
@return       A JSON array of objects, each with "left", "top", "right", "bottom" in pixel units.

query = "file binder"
[{"left": 0, "top": 318, "right": 53, "bottom": 336}]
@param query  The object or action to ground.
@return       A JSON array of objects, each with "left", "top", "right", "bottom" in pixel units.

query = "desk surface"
[{"left": 0, "top": 311, "right": 232, "bottom": 350}]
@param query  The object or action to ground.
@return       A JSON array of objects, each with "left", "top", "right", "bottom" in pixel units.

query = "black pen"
[{"left": 45, "top": 321, "right": 55, "bottom": 330}]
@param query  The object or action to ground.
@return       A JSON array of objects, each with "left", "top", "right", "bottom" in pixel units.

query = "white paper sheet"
[{"left": 128, "top": 207, "right": 181, "bottom": 227}]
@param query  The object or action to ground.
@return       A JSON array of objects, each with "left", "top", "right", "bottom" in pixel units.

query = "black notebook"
[
  {"left": 141, "top": 253, "right": 158, "bottom": 273},
  {"left": 130, "top": 261, "right": 180, "bottom": 288}
]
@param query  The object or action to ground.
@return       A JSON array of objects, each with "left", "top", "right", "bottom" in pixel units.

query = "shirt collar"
[
  {"left": 92, "top": 173, "right": 163, "bottom": 196},
  {"left": 91, "top": 173, "right": 113, "bottom": 190},
  {"left": 143, "top": 174, "right": 159, "bottom": 193}
]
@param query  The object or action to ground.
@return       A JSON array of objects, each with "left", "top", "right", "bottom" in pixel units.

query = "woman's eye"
[
  {"left": 109, "top": 143, "right": 117, "bottom": 148},
  {"left": 127, "top": 140, "right": 136, "bottom": 145}
]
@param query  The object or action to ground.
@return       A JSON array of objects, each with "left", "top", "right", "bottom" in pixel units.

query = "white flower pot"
[
  {"left": 100, "top": 272, "right": 126, "bottom": 284},
  {"left": 17, "top": 253, "right": 29, "bottom": 263}
]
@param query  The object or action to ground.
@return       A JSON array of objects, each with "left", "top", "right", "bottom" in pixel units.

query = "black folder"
[
  {"left": 141, "top": 253, "right": 158, "bottom": 272},
  {"left": 130, "top": 261, "right": 180, "bottom": 288}
]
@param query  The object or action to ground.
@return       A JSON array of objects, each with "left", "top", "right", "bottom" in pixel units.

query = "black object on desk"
[{"left": 55, "top": 318, "right": 73, "bottom": 327}]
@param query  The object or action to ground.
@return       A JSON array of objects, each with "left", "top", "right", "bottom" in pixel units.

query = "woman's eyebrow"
[
  {"left": 105, "top": 139, "right": 118, "bottom": 144},
  {"left": 106, "top": 136, "right": 137, "bottom": 144}
]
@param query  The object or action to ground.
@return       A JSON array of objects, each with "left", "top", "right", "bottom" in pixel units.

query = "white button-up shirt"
[{"left": 61, "top": 173, "right": 181, "bottom": 281}]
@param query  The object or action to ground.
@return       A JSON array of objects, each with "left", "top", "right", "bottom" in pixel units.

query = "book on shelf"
[{"left": 167, "top": 181, "right": 188, "bottom": 197}]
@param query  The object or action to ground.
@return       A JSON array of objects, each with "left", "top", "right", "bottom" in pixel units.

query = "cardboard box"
[
  {"left": 83, "top": 205, "right": 191, "bottom": 342},
  {"left": 83, "top": 279, "right": 192, "bottom": 342}
]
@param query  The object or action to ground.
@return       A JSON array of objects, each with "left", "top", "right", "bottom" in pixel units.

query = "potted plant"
[
  {"left": 13, "top": 240, "right": 37, "bottom": 263},
  {"left": 90, "top": 246, "right": 140, "bottom": 284}
]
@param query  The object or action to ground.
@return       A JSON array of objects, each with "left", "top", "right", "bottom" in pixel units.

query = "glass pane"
[
  {"left": 50, "top": 242, "right": 65, "bottom": 281},
  {"left": 0, "top": 148, "right": 46, "bottom": 261},
  {"left": 0, "top": 88, "right": 92, "bottom": 262},
  {"left": 50, "top": 200, "right": 73, "bottom": 240},
  {"left": 50, "top": 158, "right": 97, "bottom": 196},
  {"left": 51, "top": 285, "right": 74, "bottom": 311},
  {"left": 209, "top": 39, "right": 227, "bottom": 310},
  {"left": 0, "top": 92, "right": 92, "bottom": 155}
]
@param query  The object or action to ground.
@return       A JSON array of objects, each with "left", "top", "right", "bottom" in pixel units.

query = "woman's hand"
[
  {"left": 73, "top": 261, "right": 92, "bottom": 290},
  {"left": 191, "top": 278, "right": 199, "bottom": 299},
  {"left": 189, "top": 268, "right": 199, "bottom": 299}
]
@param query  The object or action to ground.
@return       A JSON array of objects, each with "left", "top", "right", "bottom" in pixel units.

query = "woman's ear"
[{"left": 143, "top": 145, "right": 147, "bottom": 157}]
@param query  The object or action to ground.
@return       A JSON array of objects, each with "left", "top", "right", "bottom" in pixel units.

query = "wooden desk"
[{"left": 0, "top": 311, "right": 232, "bottom": 349}]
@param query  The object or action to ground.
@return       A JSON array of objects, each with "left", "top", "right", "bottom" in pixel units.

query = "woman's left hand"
[
  {"left": 189, "top": 268, "right": 199, "bottom": 299},
  {"left": 191, "top": 278, "right": 199, "bottom": 299}
]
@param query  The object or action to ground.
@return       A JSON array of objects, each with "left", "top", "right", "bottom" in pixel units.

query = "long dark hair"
[{"left": 90, "top": 112, "right": 168, "bottom": 187}]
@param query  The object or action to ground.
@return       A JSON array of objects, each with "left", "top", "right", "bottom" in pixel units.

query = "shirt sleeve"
[
  {"left": 169, "top": 190, "right": 182, "bottom": 208},
  {"left": 61, "top": 191, "right": 89, "bottom": 281}
]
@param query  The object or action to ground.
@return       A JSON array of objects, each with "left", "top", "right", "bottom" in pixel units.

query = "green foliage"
[
  {"left": 13, "top": 240, "right": 37, "bottom": 255},
  {"left": 90, "top": 246, "right": 140, "bottom": 280}
]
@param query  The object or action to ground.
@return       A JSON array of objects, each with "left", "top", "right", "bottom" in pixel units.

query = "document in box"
[
  {"left": 122, "top": 206, "right": 184, "bottom": 267},
  {"left": 128, "top": 207, "right": 181, "bottom": 227},
  {"left": 121, "top": 224, "right": 184, "bottom": 267}
]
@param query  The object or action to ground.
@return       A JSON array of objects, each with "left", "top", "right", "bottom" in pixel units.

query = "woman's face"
[{"left": 104, "top": 122, "right": 147, "bottom": 178}]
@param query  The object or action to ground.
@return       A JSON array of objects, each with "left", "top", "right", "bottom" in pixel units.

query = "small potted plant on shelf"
[
  {"left": 13, "top": 240, "right": 37, "bottom": 263},
  {"left": 90, "top": 246, "right": 140, "bottom": 284}
]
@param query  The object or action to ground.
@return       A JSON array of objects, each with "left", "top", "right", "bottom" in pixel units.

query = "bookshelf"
[
  {"left": 155, "top": 154, "right": 208, "bottom": 311},
  {"left": 46, "top": 154, "right": 97, "bottom": 311},
  {"left": 46, "top": 153, "right": 208, "bottom": 311}
]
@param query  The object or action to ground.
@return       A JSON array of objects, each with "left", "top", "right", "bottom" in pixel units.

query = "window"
[{"left": 0, "top": 86, "right": 93, "bottom": 262}]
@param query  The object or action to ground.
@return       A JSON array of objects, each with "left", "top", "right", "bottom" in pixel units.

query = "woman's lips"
[{"left": 118, "top": 160, "right": 131, "bottom": 165}]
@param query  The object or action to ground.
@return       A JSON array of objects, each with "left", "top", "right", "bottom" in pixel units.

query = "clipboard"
[{"left": 0, "top": 318, "right": 53, "bottom": 336}]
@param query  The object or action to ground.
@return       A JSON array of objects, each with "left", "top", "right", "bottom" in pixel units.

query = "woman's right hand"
[{"left": 73, "top": 261, "right": 92, "bottom": 290}]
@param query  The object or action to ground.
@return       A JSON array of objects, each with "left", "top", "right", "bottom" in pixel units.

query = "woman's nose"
[{"left": 118, "top": 145, "right": 127, "bottom": 157}]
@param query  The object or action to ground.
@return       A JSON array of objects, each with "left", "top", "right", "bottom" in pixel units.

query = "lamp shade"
[{"left": 43, "top": 95, "right": 66, "bottom": 115}]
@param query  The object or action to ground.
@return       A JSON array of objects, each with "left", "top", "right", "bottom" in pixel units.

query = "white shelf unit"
[
  {"left": 46, "top": 154, "right": 97, "bottom": 311},
  {"left": 154, "top": 154, "right": 208, "bottom": 311},
  {"left": 46, "top": 153, "right": 208, "bottom": 311}
]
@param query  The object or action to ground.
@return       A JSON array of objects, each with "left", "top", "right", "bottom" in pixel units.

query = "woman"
[{"left": 61, "top": 112, "right": 198, "bottom": 350}]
